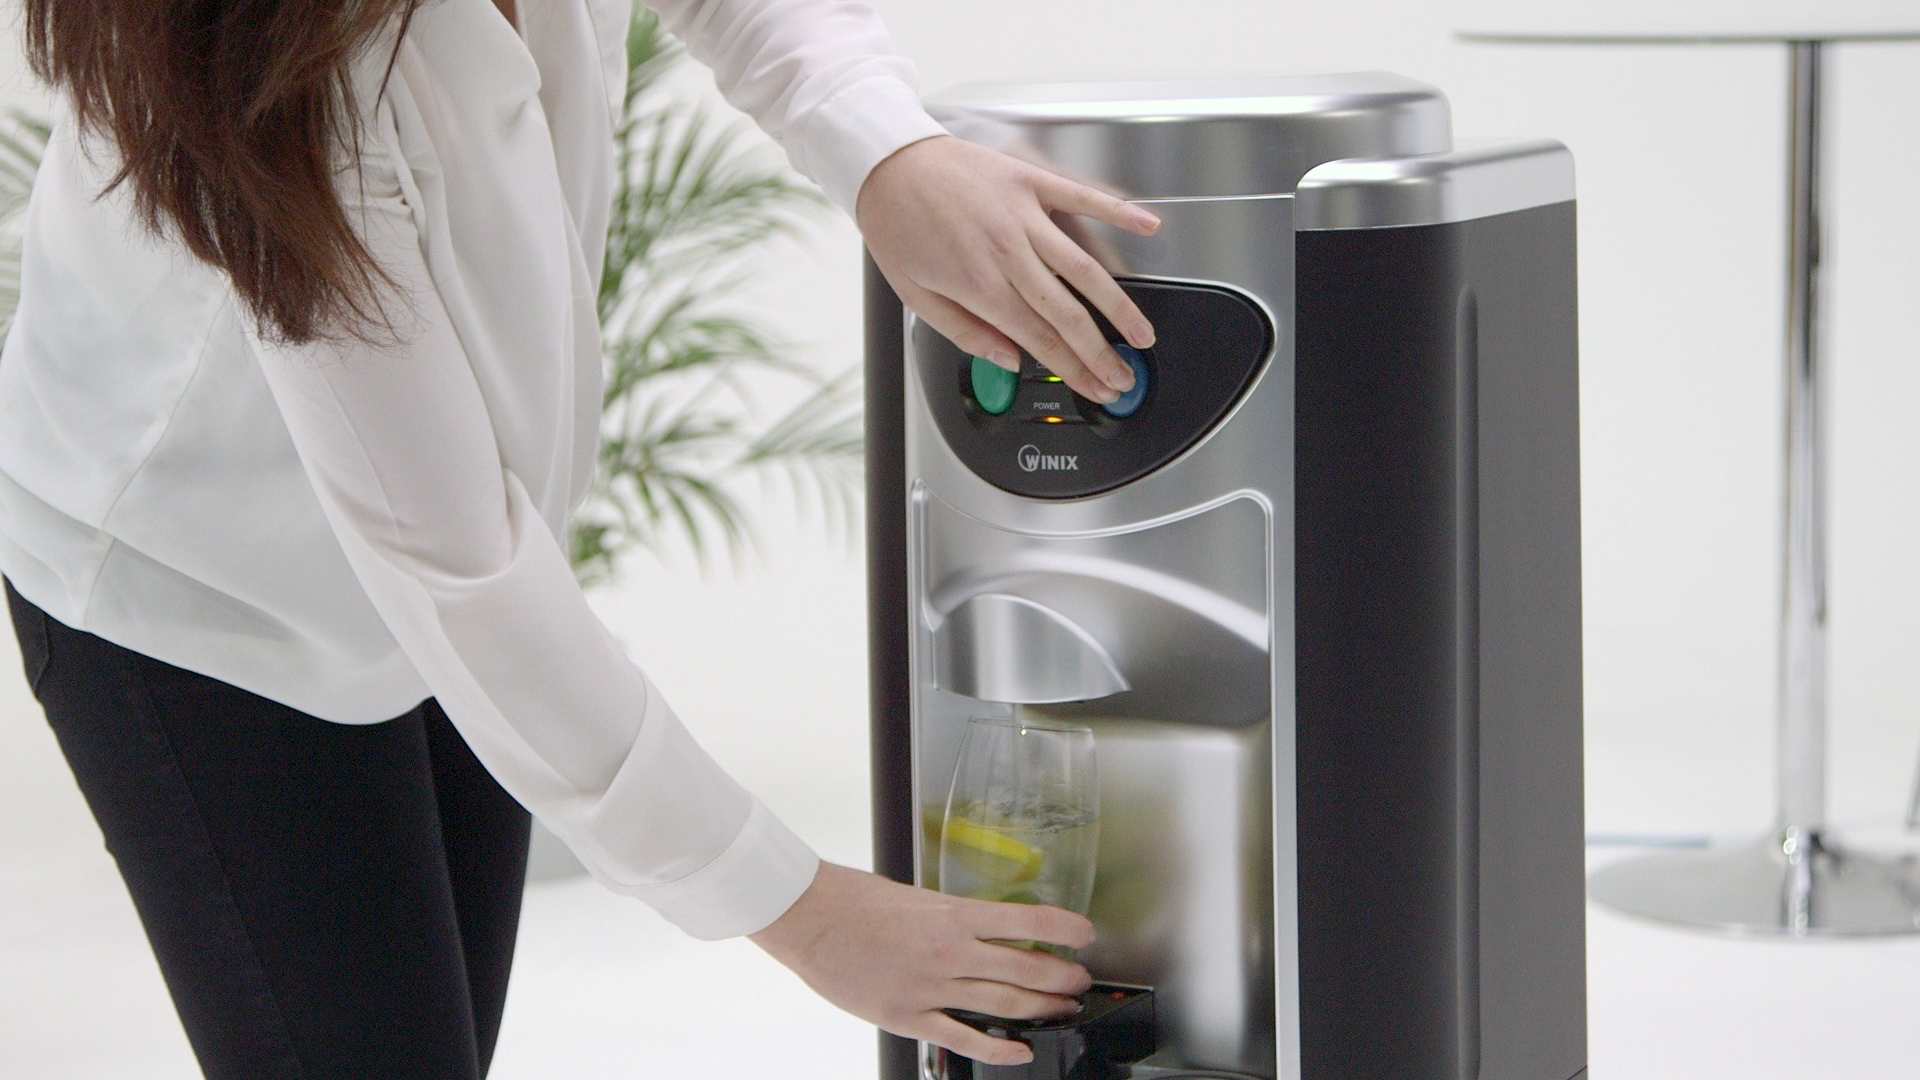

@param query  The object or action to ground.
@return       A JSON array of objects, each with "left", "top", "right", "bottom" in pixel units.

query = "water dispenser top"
[{"left": 926, "top": 73, "right": 1452, "bottom": 199}]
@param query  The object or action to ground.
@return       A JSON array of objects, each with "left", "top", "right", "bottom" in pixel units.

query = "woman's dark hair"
[{"left": 24, "top": 1, "right": 421, "bottom": 344}]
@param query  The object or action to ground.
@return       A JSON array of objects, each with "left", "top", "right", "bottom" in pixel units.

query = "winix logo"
[{"left": 1017, "top": 444, "right": 1079, "bottom": 473}]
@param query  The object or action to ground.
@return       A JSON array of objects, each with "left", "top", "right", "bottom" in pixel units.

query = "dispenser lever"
[{"left": 945, "top": 984, "right": 1155, "bottom": 1080}]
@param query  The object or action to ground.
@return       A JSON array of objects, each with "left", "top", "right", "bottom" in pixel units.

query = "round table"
[{"left": 1457, "top": 7, "right": 1920, "bottom": 937}]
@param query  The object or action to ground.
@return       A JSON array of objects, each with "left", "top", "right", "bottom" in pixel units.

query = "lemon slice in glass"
[{"left": 943, "top": 815, "right": 1045, "bottom": 885}]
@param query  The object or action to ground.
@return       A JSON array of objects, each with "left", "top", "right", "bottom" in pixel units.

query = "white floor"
[{"left": 7, "top": 825, "right": 1920, "bottom": 1077}]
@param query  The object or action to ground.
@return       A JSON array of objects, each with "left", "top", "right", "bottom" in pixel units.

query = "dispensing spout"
[{"left": 931, "top": 592, "right": 1130, "bottom": 704}]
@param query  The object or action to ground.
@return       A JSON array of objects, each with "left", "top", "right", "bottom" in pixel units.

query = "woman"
[{"left": 0, "top": 0, "right": 1161, "bottom": 1075}]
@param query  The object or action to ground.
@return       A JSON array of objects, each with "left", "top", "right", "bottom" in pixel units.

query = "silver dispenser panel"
[
  {"left": 903, "top": 183, "right": 1302, "bottom": 1076},
  {"left": 915, "top": 494, "right": 1275, "bottom": 1072},
  {"left": 877, "top": 72, "right": 1584, "bottom": 1080}
]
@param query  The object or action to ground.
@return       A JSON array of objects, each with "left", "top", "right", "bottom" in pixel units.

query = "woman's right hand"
[
  {"left": 748, "top": 861, "right": 1096, "bottom": 1067},
  {"left": 856, "top": 134, "right": 1161, "bottom": 408}
]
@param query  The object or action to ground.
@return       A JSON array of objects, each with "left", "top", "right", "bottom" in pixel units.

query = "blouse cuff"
[
  {"left": 613, "top": 797, "right": 822, "bottom": 941},
  {"left": 791, "top": 75, "right": 949, "bottom": 219}
]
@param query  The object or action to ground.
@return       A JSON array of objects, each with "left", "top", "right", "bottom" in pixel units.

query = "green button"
[{"left": 970, "top": 356, "right": 1018, "bottom": 415}]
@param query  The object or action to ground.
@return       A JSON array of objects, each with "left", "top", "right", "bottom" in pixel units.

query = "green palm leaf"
[
  {"left": 0, "top": 110, "right": 50, "bottom": 333},
  {"left": 578, "top": 10, "right": 856, "bottom": 580}
]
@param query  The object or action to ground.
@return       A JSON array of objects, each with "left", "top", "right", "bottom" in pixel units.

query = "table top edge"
[{"left": 1457, "top": 31, "right": 1920, "bottom": 46}]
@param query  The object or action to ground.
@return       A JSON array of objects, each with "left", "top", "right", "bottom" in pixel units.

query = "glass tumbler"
[{"left": 939, "top": 716, "right": 1100, "bottom": 954}]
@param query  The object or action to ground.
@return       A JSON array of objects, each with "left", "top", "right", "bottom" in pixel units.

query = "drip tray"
[
  {"left": 1128, "top": 1061, "right": 1268, "bottom": 1080},
  {"left": 1131, "top": 1068, "right": 1267, "bottom": 1080},
  {"left": 946, "top": 984, "right": 1153, "bottom": 1079}
]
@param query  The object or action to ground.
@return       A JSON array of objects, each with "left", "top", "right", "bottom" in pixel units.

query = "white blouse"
[{"left": 0, "top": 0, "right": 945, "bottom": 940}]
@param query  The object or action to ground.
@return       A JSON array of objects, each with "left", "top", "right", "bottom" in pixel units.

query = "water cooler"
[{"left": 864, "top": 74, "right": 1586, "bottom": 1080}]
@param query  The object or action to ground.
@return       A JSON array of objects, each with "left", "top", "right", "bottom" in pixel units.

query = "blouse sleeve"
[
  {"left": 240, "top": 103, "right": 819, "bottom": 942},
  {"left": 641, "top": 0, "right": 950, "bottom": 215}
]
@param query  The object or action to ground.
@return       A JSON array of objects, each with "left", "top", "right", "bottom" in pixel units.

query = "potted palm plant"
[{"left": 575, "top": 11, "right": 861, "bottom": 582}]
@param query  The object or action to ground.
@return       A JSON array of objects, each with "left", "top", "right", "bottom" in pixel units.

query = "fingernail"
[
  {"left": 1135, "top": 208, "right": 1162, "bottom": 233},
  {"left": 1130, "top": 324, "right": 1156, "bottom": 349},
  {"left": 991, "top": 348, "right": 1020, "bottom": 371},
  {"left": 1095, "top": 386, "right": 1120, "bottom": 404},
  {"left": 1106, "top": 364, "right": 1135, "bottom": 393}
]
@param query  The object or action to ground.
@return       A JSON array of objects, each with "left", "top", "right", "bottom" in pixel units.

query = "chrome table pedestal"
[
  {"left": 1590, "top": 830, "right": 1920, "bottom": 936},
  {"left": 1462, "top": 28, "right": 1920, "bottom": 936},
  {"left": 1588, "top": 40, "right": 1920, "bottom": 937}
]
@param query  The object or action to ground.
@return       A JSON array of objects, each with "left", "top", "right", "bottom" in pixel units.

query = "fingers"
[
  {"left": 1002, "top": 248, "right": 1135, "bottom": 397},
  {"left": 945, "top": 978, "right": 1081, "bottom": 1022},
  {"left": 971, "top": 285, "right": 1114, "bottom": 405},
  {"left": 1035, "top": 171, "right": 1162, "bottom": 237},
  {"left": 967, "top": 940, "right": 1095, "bottom": 997},
  {"left": 965, "top": 900, "right": 1097, "bottom": 953},
  {"left": 874, "top": 154, "right": 1167, "bottom": 403},
  {"left": 918, "top": 1012, "right": 1036, "bottom": 1068},
  {"left": 897, "top": 279, "right": 1022, "bottom": 372},
  {"left": 1029, "top": 219, "right": 1155, "bottom": 350}
]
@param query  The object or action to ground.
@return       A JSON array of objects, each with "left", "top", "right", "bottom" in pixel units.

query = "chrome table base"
[
  {"left": 1587, "top": 40, "right": 1920, "bottom": 937},
  {"left": 1590, "top": 830, "right": 1920, "bottom": 937}
]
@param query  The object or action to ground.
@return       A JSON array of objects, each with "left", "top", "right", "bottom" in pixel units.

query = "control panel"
[{"left": 913, "top": 279, "right": 1273, "bottom": 498}]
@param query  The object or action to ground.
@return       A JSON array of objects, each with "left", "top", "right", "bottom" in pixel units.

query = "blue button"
[{"left": 1103, "top": 346, "right": 1150, "bottom": 418}]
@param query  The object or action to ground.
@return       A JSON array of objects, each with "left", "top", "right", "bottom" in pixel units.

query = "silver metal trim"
[
  {"left": 927, "top": 73, "right": 1452, "bottom": 200},
  {"left": 1295, "top": 138, "right": 1574, "bottom": 231},
  {"left": 1777, "top": 41, "right": 1827, "bottom": 847},
  {"left": 929, "top": 72, "right": 1442, "bottom": 121}
]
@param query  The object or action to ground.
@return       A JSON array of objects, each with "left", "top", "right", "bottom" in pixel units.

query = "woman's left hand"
[{"left": 855, "top": 135, "right": 1162, "bottom": 407}]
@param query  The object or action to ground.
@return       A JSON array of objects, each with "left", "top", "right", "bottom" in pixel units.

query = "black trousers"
[{"left": 5, "top": 576, "right": 532, "bottom": 1079}]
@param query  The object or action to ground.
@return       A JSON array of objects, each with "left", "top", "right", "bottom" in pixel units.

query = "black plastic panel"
[
  {"left": 864, "top": 256, "right": 921, "bottom": 1080},
  {"left": 1295, "top": 201, "right": 1584, "bottom": 1080},
  {"left": 912, "top": 281, "right": 1273, "bottom": 499}
]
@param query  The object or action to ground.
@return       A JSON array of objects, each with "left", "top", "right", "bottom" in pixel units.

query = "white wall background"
[{"left": 1, "top": 0, "right": 1918, "bottom": 1074}]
